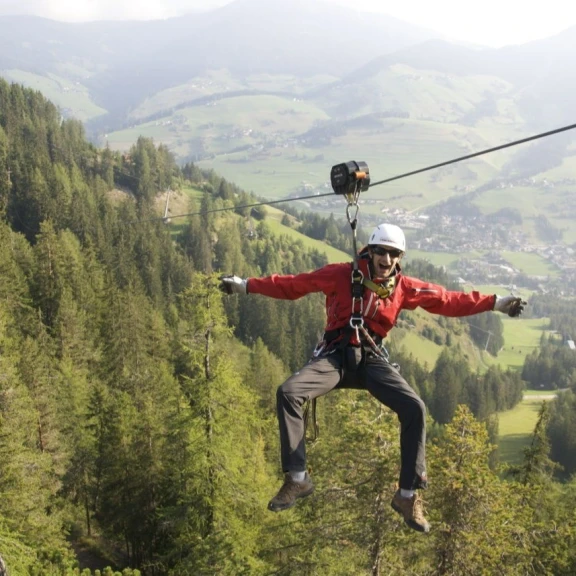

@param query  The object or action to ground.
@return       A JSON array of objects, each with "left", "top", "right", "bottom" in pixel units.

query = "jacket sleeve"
[
  {"left": 247, "top": 263, "right": 344, "bottom": 300},
  {"left": 400, "top": 276, "right": 496, "bottom": 317}
]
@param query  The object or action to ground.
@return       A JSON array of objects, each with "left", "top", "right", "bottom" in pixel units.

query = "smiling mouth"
[{"left": 376, "top": 263, "right": 392, "bottom": 275}]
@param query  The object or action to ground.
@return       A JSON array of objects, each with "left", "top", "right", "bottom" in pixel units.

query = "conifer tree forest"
[{"left": 1, "top": 79, "right": 576, "bottom": 575}]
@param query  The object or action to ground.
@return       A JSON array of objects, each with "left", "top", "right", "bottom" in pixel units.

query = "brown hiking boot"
[
  {"left": 391, "top": 490, "right": 430, "bottom": 533},
  {"left": 268, "top": 472, "right": 315, "bottom": 512}
]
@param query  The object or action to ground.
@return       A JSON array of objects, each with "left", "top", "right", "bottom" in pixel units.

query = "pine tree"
[
  {"left": 429, "top": 405, "right": 531, "bottom": 575},
  {"left": 430, "top": 349, "right": 464, "bottom": 424},
  {"left": 0, "top": 306, "right": 72, "bottom": 571},
  {"left": 170, "top": 276, "right": 277, "bottom": 574},
  {"left": 508, "top": 401, "right": 576, "bottom": 575}
]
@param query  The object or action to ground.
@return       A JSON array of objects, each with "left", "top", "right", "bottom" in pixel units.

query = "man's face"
[{"left": 369, "top": 245, "right": 403, "bottom": 279}]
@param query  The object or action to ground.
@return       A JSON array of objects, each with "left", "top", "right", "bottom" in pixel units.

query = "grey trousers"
[{"left": 277, "top": 348, "right": 428, "bottom": 490}]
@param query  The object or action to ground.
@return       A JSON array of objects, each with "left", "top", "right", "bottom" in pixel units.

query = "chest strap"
[{"left": 363, "top": 276, "right": 396, "bottom": 299}]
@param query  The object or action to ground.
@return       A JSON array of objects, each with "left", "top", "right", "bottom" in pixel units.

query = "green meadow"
[
  {"left": 498, "top": 397, "right": 549, "bottom": 465},
  {"left": 481, "top": 315, "right": 552, "bottom": 464},
  {"left": 501, "top": 250, "right": 561, "bottom": 278},
  {"left": 484, "top": 316, "right": 549, "bottom": 370},
  {"left": 404, "top": 248, "right": 558, "bottom": 280},
  {"left": 264, "top": 210, "right": 351, "bottom": 264},
  {"left": 129, "top": 71, "right": 339, "bottom": 121},
  {"left": 200, "top": 117, "right": 496, "bottom": 203},
  {"left": 107, "top": 80, "right": 507, "bottom": 206},
  {"left": 395, "top": 329, "right": 443, "bottom": 369}
]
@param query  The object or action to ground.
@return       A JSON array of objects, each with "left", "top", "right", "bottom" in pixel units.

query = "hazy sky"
[{"left": 0, "top": 0, "right": 574, "bottom": 48}]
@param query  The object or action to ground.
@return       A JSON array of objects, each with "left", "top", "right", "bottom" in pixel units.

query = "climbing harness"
[
  {"left": 305, "top": 161, "right": 390, "bottom": 441},
  {"left": 332, "top": 160, "right": 393, "bottom": 361}
]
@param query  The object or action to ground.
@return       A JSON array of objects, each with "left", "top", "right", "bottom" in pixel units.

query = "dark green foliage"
[
  {"left": 487, "top": 207, "right": 523, "bottom": 225},
  {"left": 281, "top": 206, "right": 369, "bottom": 254},
  {"left": 529, "top": 295, "right": 576, "bottom": 341},
  {"left": 463, "top": 311, "right": 504, "bottom": 356},
  {"left": 521, "top": 340, "right": 576, "bottom": 390},
  {"left": 428, "top": 348, "right": 523, "bottom": 424},
  {"left": 429, "top": 406, "right": 533, "bottom": 576},
  {"left": 403, "top": 258, "right": 459, "bottom": 289},
  {"left": 547, "top": 391, "right": 576, "bottom": 477},
  {"left": 430, "top": 349, "right": 465, "bottom": 424}
]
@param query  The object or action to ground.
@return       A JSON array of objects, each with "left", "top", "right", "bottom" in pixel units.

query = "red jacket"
[{"left": 247, "top": 257, "right": 496, "bottom": 340}]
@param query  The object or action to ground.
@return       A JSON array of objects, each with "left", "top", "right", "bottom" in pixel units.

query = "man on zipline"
[{"left": 220, "top": 223, "right": 525, "bottom": 533}]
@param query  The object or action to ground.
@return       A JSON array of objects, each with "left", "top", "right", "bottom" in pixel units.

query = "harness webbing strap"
[{"left": 363, "top": 276, "right": 395, "bottom": 299}]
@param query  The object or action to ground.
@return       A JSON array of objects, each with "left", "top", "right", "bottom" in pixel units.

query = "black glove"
[
  {"left": 219, "top": 275, "right": 248, "bottom": 295},
  {"left": 494, "top": 295, "right": 527, "bottom": 317}
]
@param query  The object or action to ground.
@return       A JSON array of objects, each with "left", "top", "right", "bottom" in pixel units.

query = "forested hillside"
[{"left": 2, "top": 79, "right": 576, "bottom": 575}]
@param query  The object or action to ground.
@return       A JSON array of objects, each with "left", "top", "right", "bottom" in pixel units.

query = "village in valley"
[{"left": 297, "top": 175, "right": 576, "bottom": 295}]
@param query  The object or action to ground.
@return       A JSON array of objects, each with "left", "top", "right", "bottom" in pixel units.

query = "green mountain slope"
[{"left": 2, "top": 69, "right": 106, "bottom": 121}]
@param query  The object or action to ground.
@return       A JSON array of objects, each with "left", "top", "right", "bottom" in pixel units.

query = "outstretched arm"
[
  {"left": 401, "top": 277, "right": 527, "bottom": 319},
  {"left": 401, "top": 277, "right": 496, "bottom": 317},
  {"left": 219, "top": 263, "right": 345, "bottom": 301}
]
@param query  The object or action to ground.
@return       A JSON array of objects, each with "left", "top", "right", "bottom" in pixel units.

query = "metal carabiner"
[
  {"left": 346, "top": 202, "right": 359, "bottom": 226},
  {"left": 349, "top": 313, "right": 364, "bottom": 345}
]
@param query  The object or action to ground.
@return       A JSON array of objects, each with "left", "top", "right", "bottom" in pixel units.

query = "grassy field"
[
  {"left": 501, "top": 250, "right": 561, "bottom": 278},
  {"left": 489, "top": 316, "right": 554, "bottom": 465},
  {"left": 394, "top": 329, "right": 443, "bottom": 369},
  {"left": 405, "top": 249, "right": 559, "bottom": 280},
  {"left": 483, "top": 316, "right": 549, "bottom": 370},
  {"left": 129, "top": 71, "right": 339, "bottom": 121},
  {"left": 391, "top": 307, "right": 499, "bottom": 373},
  {"left": 263, "top": 218, "right": 351, "bottom": 264},
  {"left": 108, "top": 93, "right": 330, "bottom": 158},
  {"left": 498, "top": 397, "right": 549, "bottom": 465},
  {"left": 201, "top": 117, "right": 495, "bottom": 202},
  {"left": 102, "top": 63, "right": 534, "bottom": 212},
  {"left": 154, "top": 186, "right": 204, "bottom": 229},
  {"left": 107, "top": 92, "right": 503, "bottom": 207}
]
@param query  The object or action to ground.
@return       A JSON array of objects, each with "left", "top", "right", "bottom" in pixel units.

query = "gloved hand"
[
  {"left": 219, "top": 275, "right": 248, "bottom": 295},
  {"left": 494, "top": 295, "right": 527, "bottom": 317}
]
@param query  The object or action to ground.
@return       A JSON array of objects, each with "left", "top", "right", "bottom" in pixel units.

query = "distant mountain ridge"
[
  {"left": 0, "top": 0, "right": 443, "bottom": 119},
  {"left": 3, "top": 0, "right": 576, "bottom": 233}
]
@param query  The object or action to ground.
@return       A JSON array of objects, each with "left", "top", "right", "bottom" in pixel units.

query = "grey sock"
[
  {"left": 290, "top": 470, "right": 306, "bottom": 482},
  {"left": 400, "top": 489, "right": 415, "bottom": 499}
]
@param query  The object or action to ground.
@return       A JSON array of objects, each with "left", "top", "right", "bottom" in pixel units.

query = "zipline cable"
[
  {"left": 368, "top": 121, "right": 576, "bottom": 188},
  {"left": 139, "top": 121, "right": 576, "bottom": 223}
]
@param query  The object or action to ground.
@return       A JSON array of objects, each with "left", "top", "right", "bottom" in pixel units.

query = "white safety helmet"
[{"left": 368, "top": 223, "right": 406, "bottom": 252}]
